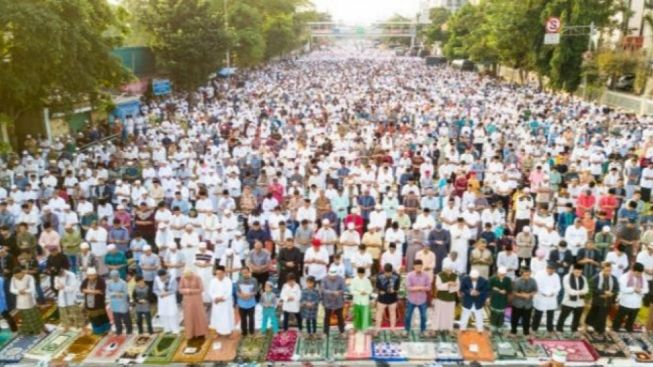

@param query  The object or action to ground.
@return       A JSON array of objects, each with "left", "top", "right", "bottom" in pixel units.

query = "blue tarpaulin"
[{"left": 218, "top": 67, "right": 237, "bottom": 77}]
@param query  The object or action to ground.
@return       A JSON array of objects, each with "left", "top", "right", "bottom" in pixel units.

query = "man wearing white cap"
[
  {"left": 459, "top": 269, "right": 489, "bottom": 332},
  {"left": 219, "top": 248, "right": 242, "bottom": 282},
  {"left": 339, "top": 222, "right": 361, "bottom": 277},
  {"left": 321, "top": 265, "right": 347, "bottom": 334},
  {"left": 164, "top": 243, "right": 185, "bottom": 281},
  {"left": 153, "top": 269, "right": 180, "bottom": 333},
  {"left": 180, "top": 224, "right": 199, "bottom": 269},
  {"left": 369, "top": 204, "right": 387, "bottom": 230},
  {"left": 315, "top": 219, "right": 337, "bottom": 256},
  {"left": 84, "top": 220, "right": 108, "bottom": 258}
]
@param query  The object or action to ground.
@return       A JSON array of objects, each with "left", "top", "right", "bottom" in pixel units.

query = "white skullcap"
[
  {"left": 86, "top": 267, "right": 97, "bottom": 275},
  {"left": 107, "top": 244, "right": 116, "bottom": 251},
  {"left": 497, "top": 266, "right": 507, "bottom": 274},
  {"left": 225, "top": 248, "right": 234, "bottom": 255},
  {"left": 80, "top": 242, "right": 90, "bottom": 250},
  {"left": 143, "top": 245, "right": 152, "bottom": 251},
  {"left": 322, "top": 219, "right": 330, "bottom": 225},
  {"left": 442, "top": 258, "right": 454, "bottom": 270},
  {"left": 470, "top": 269, "right": 480, "bottom": 278},
  {"left": 522, "top": 226, "right": 530, "bottom": 233},
  {"left": 347, "top": 222, "right": 355, "bottom": 230},
  {"left": 158, "top": 222, "right": 167, "bottom": 229},
  {"left": 198, "top": 242, "right": 207, "bottom": 249}
]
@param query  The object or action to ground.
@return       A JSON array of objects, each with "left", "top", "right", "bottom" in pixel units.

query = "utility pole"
[{"left": 224, "top": 0, "right": 230, "bottom": 68}]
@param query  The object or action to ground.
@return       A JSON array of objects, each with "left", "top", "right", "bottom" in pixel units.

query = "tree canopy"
[{"left": 0, "top": 0, "right": 131, "bottom": 128}]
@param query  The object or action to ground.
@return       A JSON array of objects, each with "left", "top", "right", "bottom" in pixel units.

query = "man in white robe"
[
  {"left": 194, "top": 242, "right": 214, "bottom": 303},
  {"left": 209, "top": 265, "right": 235, "bottom": 335},
  {"left": 153, "top": 269, "right": 180, "bottom": 333},
  {"left": 180, "top": 224, "right": 199, "bottom": 269}
]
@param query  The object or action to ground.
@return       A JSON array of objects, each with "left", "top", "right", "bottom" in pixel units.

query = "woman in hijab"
[{"left": 179, "top": 267, "right": 209, "bottom": 339}]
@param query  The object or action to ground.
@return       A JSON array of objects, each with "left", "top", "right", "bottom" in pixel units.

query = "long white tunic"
[
  {"left": 209, "top": 277, "right": 235, "bottom": 335},
  {"left": 533, "top": 271, "right": 561, "bottom": 311}
]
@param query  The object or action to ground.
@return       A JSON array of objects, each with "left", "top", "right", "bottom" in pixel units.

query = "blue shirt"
[
  {"left": 236, "top": 277, "right": 258, "bottom": 309},
  {"left": 107, "top": 279, "right": 129, "bottom": 313},
  {"left": 0, "top": 277, "right": 7, "bottom": 312},
  {"left": 170, "top": 199, "right": 190, "bottom": 214}
]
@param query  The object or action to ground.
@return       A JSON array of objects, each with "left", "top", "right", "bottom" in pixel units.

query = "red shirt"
[{"left": 598, "top": 194, "right": 618, "bottom": 219}]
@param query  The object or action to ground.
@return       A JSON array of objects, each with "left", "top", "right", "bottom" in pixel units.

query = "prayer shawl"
[{"left": 569, "top": 275, "right": 585, "bottom": 302}]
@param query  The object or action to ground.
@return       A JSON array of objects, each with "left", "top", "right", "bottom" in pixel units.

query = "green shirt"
[
  {"left": 350, "top": 276, "right": 373, "bottom": 306},
  {"left": 436, "top": 272, "right": 458, "bottom": 302},
  {"left": 61, "top": 230, "right": 82, "bottom": 255},
  {"left": 489, "top": 275, "right": 512, "bottom": 310}
]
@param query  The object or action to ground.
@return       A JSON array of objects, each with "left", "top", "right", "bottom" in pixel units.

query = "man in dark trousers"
[
  {"left": 586, "top": 262, "right": 619, "bottom": 333},
  {"left": 510, "top": 267, "right": 537, "bottom": 336}
]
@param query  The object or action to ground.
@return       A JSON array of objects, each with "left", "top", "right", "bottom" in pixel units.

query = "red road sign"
[{"left": 546, "top": 17, "right": 561, "bottom": 33}]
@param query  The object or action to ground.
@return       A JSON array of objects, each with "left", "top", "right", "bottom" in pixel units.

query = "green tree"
[
  {"left": 423, "top": 8, "right": 451, "bottom": 44},
  {"left": 137, "top": 0, "right": 232, "bottom": 92},
  {"left": 544, "top": 0, "right": 617, "bottom": 91},
  {"left": 0, "top": 0, "right": 131, "bottom": 148}
]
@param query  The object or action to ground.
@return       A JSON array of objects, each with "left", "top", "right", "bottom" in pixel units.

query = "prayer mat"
[
  {"left": 266, "top": 330, "right": 298, "bottom": 362},
  {"left": 373, "top": 329, "right": 404, "bottom": 344},
  {"left": 54, "top": 334, "right": 101, "bottom": 364},
  {"left": 237, "top": 333, "right": 271, "bottom": 363},
  {"left": 0, "top": 333, "right": 45, "bottom": 363},
  {"left": 434, "top": 341, "right": 463, "bottom": 363},
  {"left": 408, "top": 329, "right": 440, "bottom": 342},
  {"left": 294, "top": 333, "right": 327, "bottom": 361},
  {"left": 518, "top": 340, "right": 548, "bottom": 361},
  {"left": 204, "top": 333, "right": 241, "bottom": 362},
  {"left": 0, "top": 330, "right": 15, "bottom": 351},
  {"left": 85, "top": 334, "right": 132, "bottom": 363},
  {"left": 401, "top": 342, "right": 437, "bottom": 361},
  {"left": 371, "top": 342, "right": 405, "bottom": 362},
  {"left": 172, "top": 336, "right": 211, "bottom": 363},
  {"left": 491, "top": 334, "right": 525, "bottom": 360},
  {"left": 616, "top": 332, "right": 653, "bottom": 361},
  {"left": 457, "top": 330, "right": 494, "bottom": 362},
  {"left": 583, "top": 332, "right": 626, "bottom": 359},
  {"left": 345, "top": 332, "right": 372, "bottom": 360},
  {"left": 25, "top": 329, "right": 80, "bottom": 360},
  {"left": 532, "top": 339, "right": 599, "bottom": 362},
  {"left": 325, "top": 332, "right": 348, "bottom": 360},
  {"left": 117, "top": 334, "right": 157, "bottom": 363},
  {"left": 144, "top": 333, "right": 182, "bottom": 364}
]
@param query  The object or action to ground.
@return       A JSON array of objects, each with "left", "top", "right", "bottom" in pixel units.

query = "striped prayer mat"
[
  {"left": 118, "top": 334, "right": 157, "bottom": 363},
  {"left": 372, "top": 341, "right": 405, "bottom": 362},
  {"left": 325, "top": 333, "right": 348, "bottom": 361},
  {"left": 25, "top": 329, "right": 80, "bottom": 361},
  {"left": 345, "top": 332, "right": 372, "bottom": 360},
  {"left": 172, "top": 336, "right": 212, "bottom": 363},
  {"left": 204, "top": 333, "right": 240, "bottom": 362},
  {"left": 294, "top": 333, "right": 327, "bottom": 361},
  {"left": 0, "top": 334, "right": 45, "bottom": 363},
  {"left": 53, "top": 334, "right": 101, "bottom": 365},
  {"left": 144, "top": 333, "right": 182, "bottom": 364},
  {"left": 84, "top": 334, "right": 132, "bottom": 364}
]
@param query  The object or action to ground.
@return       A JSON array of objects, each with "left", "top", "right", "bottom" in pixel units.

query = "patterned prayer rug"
[
  {"left": 294, "top": 333, "right": 327, "bottom": 361},
  {"left": 616, "top": 332, "right": 653, "bottom": 362},
  {"left": 237, "top": 333, "right": 272, "bottom": 363},
  {"left": 266, "top": 330, "right": 298, "bottom": 362},
  {"left": 0, "top": 330, "right": 15, "bottom": 351},
  {"left": 518, "top": 340, "right": 548, "bottom": 361},
  {"left": 457, "top": 330, "right": 495, "bottom": 362},
  {"left": 372, "top": 341, "right": 405, "bottom": 362},
  {"left": 204, "top": 333, "right": 240, "bottom": 362},
  {"left": 491, "top": 334, "right": 525, "bottom": 360},
  {"left": 373, "top": 329, "right": 404, "bottom": 343},
  {"left": 0, "top": 334, "right": 45, "bottom": 363},
  {"left": 85, "top": 334, "right": 132, "bottom": 363},
  {"left": 144, "top": 333, "right": 182, "bottom": 364},
  {"left": 583, "top": 332, "right": 626, "bottom": 359},
  {"left": 25, "top": 329, "right": 80, "bottom": 360},
  {"left": 117, "top": 334, "right": 157, "bottom": 363},
  {"left": 325, "top": 332, "right": 348, "bottom": 361},
  {"left": 345, "top": 332, "right": 372, "bottom": 360},
  {"left": 531, "top": 339, "right": 599, "bottom": 362},
  {"left": 435, "top": 340, "right": 463, "bottom": 363},
  {"left": 401, "top": 341, "right": 437, "bottom": 361},
  {"left": 53, "top": 334, "right": 101, "bottom": 365},
  {"left": 408, "top": 329, "right": 440, "bottom": 342},
  {"left": 172, "top": 336, "right": 211, "bottom": 363}
]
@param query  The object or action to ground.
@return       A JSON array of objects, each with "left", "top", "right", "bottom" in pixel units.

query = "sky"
[{"left": 312, "top": 0, "right": 421, "bottom": 25}]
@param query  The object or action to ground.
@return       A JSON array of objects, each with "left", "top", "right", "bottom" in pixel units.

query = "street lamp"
[{"left": 224, "top": 0, "right": 230, "bottom": 68}]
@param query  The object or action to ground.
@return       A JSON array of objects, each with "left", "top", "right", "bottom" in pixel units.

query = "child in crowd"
[
  {"left": 300, "top": 276, "right": 320, "bottom": 335},
  {"left": 132, "top": 275, "right": 154, "bottom": 334},
  {"left": 280, "top": 273, "right": 302, "bottom": 331},
  {"left": 260, "top": 281, "right": 279, "bottom": 334}
]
